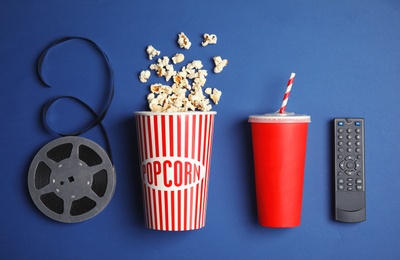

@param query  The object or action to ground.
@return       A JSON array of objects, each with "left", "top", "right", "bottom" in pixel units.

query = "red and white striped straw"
[{"left": 279, "top": 72, "right": 296, "bottom": 114}]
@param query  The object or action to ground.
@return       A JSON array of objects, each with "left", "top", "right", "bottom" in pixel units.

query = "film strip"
[{"left": 28, "top": 37, "right": 116, "bottom": 223}]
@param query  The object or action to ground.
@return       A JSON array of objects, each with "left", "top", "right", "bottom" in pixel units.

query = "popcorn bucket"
[{"left": 135, "top": 111, "right": 216, "bottom": 231}]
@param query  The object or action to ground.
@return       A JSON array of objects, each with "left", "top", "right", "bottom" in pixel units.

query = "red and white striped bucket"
[{"left": 135, "top": 111, "right": 216, "bottom": 231}]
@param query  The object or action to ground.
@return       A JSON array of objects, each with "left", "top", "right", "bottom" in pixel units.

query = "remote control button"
[
  {"left": 357, "top": 155, "right": 362, "bottom": 159},
  {"left": 347, "top": 182, "right": 353, "bottom": 186},
  {"left": 338, "top": 147, "right": 344, "bottom": 153},
  {"left": 338, "top": 178, "right": 344, "bottom": 184},
  {"left": 356, "top": 185, "right": 363, "bottom": 191},
  {"left": 347, "top": 178, "right": 353, "bottom": 182},
  {"left": 355, "top": 121, "right": 361, "bottom": 126},
  {"left": 338, "top": 185, "right": 345, "bottom": 190},
  {"left": 338, "top": 121, "right": 344, "bottom": 126},
  {"left": 356, "top": 141, "right": 361, "bottom": 146},
  {"left": 338, "top": 141, "right": 343, "bottom": 146},
  {"left": 347, "top": 128, "right": 352, "bottom": 133},
  {"left": 338, "top": 128, "right": 344, "bottom": 133},
  {"left": 339, "top": 161, "right": 345, "bottom": 170},
  {"left": 356, "top": 148, "right": 361, "bottom": 153},
  {"left": 345, "top": 170, "right": 354, "bottom": 176},
  {"left": 338, "top": 171, "right": 344, "bottom": 176},
  {"left": 347, "top": 141, "right": 352, "bottom": 146},
  {"left": 347, "top": 148, "right": 352, "bottom": 153},
  {"left": 356, "top": 178, "right": 362, "bottom": 184},
  {"left": 355, "top": 128, "right": 361, "bottom": 133},
  {"left": 347, "top": 135, "right": 352, "bottom": 140},
  {"left": 355, "top": 161, "right": 361, "bottom": 170},
  {"left": 338, "top": 135, "right": 343, "bottom": 140},
  {"left": 338, "top": 154, "right": 343, "bottom": 159},
  {"left": 357, "top": 171, "right": 362, "bottom": 176},
  {"left": 347, "top": 187, "right": 353, "bottom": 191},
  {"left": 356, "top": 135, "right": 361, "bottom": 140},
  {"left": 345, "top": 155, "right": 354, "bottom": 161},
  {"left": 346, "top": 162, "right": 354, "bottom": 169}
]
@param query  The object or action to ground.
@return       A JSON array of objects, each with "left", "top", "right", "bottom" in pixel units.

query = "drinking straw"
[{"left": 279, "top": 72, "right": 295, "bottom": 114}]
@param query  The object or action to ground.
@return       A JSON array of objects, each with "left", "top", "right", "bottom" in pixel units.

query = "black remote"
[{"left": 334, "top": 118, "right": 366, "bottom": 222}]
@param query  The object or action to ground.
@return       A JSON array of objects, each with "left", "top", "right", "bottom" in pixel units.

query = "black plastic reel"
[{"left": 28, "top": 136, "right": 116, "bottom": 223}]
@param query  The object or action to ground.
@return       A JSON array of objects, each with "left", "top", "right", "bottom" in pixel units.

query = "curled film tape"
[
  {"left": 28, "top": 136, "right": 116, "bottom": 223},
  {"left": 29, "top": 37, "right": 116, "bottom": 223}
]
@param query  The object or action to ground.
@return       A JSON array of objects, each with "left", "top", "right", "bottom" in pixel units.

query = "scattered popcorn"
[
  {"left": 172, "top": 53, "right": 185, "bottom": 64},
  {"left": 146, "top": 45, "right": 160, "bottom": 60},
  {"left": 139, "top": 33, "right": 229, "bottom": 112},
  {"left": 177, "top": 32, "right": 192, "bottom": 49},
  {"left": 204, "top": 87, "right": 221, "bottom": 104},
  {"left": 189, "top": 60, "right": 203, "bottom": 70},
  {"left": 173, "top": 74, "right": 190, "bottom": 89},
  {"left": 188, "top": 87, "right": 212, "bottom": 112},
  {"left": 147, "top": 93, "right": 155, "bottom": 101},
  {"left": 213, "top": 56, "right": 228, "bottom": 73},
  {"left": 201, "top": 33, "right": 217, "bottom": 46},
  {"left": 159, "top": 56, "right": 170, "bottom": 66},
  {"left": 146, "top": 61, "right": 213, "bottom": 112},
  {"left": 139, "top": 70, "right": 151, "bottom": 83},
  {"left": 149, "top": 56, "right": 176, "bottom": 81},
  {"left": 209, "top": 88, "right": 222, "bottom": 104}
]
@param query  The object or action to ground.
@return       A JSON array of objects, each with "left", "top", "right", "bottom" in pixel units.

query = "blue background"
[{"left": 1, "top": 0, "right": 399, "bottom": 259}]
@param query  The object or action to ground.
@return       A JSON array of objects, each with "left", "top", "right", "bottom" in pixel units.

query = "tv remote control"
[{"left": 334, "top": 118, "right": 366, "bottom": 222}]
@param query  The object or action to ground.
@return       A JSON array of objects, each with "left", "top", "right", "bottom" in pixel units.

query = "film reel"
[{"left": 28, "top": 136, "right": 116, "bottom": 223}]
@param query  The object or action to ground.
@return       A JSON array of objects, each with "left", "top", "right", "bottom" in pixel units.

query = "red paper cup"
[
  {"left": 135, "top": 111, "right": 216, "bottom": 231},
  {"left": 249, "top": 113, "right": 311, "bottom": 228}
]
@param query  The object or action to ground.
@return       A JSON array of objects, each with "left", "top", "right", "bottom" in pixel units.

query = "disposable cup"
[
  {"left": 249, "top": 112, "right": 311, "bottom": 228},
  {"left": 135, "top": 111, "right": 216, "bottom": 231}
]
